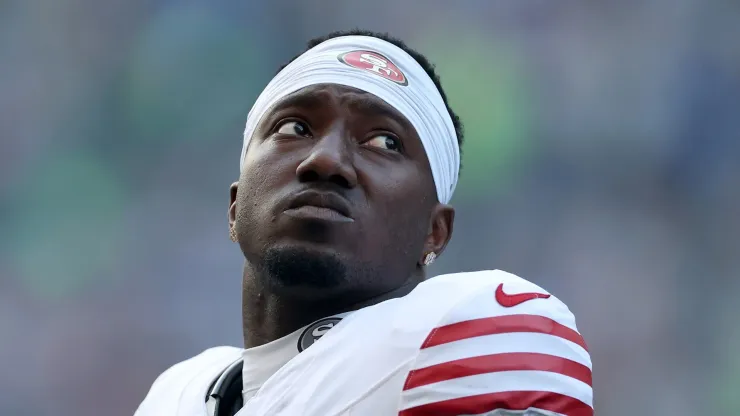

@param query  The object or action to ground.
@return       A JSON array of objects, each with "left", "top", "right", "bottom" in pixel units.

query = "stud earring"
[{"left": 423, "top": 252, "right": 436, "bottom": 266}]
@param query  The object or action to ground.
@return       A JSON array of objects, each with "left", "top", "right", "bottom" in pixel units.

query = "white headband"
[{"left": 240, "top": 35, "right": 459, "bottom": 203}]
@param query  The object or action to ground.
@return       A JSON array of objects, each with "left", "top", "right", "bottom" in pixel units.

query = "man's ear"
[
  {"left": 419, "top": 203, "right": 455, "bottom": 265},
  {"left": 228, "top": 182, "right": 239, "bottom": 228}
]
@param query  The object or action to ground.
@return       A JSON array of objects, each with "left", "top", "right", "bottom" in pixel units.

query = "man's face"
[{"left": 231, "top": 84, "right": 450, "bottom": 300}]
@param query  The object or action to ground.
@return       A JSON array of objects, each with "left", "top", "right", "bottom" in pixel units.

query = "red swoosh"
[{"left": 495, "top": 283, "right": 551, "bottom": 307}]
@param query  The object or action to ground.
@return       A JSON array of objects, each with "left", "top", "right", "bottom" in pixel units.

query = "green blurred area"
[
  {"left": 123, "top": 5, "right": 265, "bottom": 147},
  {"left": 9, "top": 152, "right": 126, "bottom": 299},
  {"left": 417, "top": 32, "right": 534, "bottom": 200},
  {"left": 5, "top": 5, "right": 272, "bottom": 300}
]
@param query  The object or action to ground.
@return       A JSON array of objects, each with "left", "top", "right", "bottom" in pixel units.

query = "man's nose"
[{"left": 295, "top": 126, "right": 358, "bottom": 189}]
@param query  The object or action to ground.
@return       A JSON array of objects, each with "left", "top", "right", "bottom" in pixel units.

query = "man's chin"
[{"left": 260, "top": 244, "right": 349, "bottom": 292}]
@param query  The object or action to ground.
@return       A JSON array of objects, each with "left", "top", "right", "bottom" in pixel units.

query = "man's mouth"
[{"left": 284, "top": 190, "right": 354, "bottom": 223}]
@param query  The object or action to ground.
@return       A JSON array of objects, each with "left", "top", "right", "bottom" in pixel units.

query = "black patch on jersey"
[{"left": 297, "top": 317, "right": 343, "bottom": 352}]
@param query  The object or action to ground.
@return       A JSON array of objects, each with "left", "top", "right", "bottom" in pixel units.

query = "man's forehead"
[{"left": 270, "top": 84, "right": 413, "bottom": 127}]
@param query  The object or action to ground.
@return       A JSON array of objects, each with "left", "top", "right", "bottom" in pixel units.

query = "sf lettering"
[{"left": 360, "top": 54, "right": 399, "bottom": 78}]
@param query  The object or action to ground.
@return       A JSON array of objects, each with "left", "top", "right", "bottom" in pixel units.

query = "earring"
[
  {"left": 423, "top": 252, "right": 436, "bottom": 266},
  {"left": 229, "top": 227, "right": 238, "bottom": 242}
]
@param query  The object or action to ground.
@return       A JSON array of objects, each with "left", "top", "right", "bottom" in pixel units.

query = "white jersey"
[
  {"left": 135, "top": 346, "right": 242, "bottom": 415},
  {"left": 136, "top": 270, "right": 593, "bottom": 416}
]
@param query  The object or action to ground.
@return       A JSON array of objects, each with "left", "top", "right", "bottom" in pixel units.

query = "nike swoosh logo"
[{"left": 495, "top": 283, "right": 551, "bottom": 307}]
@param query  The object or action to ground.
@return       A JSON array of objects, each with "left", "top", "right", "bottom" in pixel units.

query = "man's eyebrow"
[
  {"left": 268, "top": 89, "right": 414, "bottom": 130},
  {"left": 271, "top": 91, "right": 326, "bottom": 112},
  {"left": 348, "top": 97, "right": 412, "bottom": 128}
]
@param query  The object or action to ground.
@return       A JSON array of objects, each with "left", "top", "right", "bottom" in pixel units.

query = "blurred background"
[{"left": 1, "top": 0, "right": 739, "bottom": 415}]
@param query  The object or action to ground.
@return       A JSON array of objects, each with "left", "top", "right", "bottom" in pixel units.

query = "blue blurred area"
[{"left": 1, "top": 1, "right": 738, "bottom": 415}]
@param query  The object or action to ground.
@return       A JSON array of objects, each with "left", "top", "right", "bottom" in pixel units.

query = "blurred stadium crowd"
[{"left": 1, "top": 1, "right": 739, "bottom": 415}]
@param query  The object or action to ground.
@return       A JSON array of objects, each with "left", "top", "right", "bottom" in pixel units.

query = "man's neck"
[{"left": 241, "top": 267, "right": 423, "bottom": 348}]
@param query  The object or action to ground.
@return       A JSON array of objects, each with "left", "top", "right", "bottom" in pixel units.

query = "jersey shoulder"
[
  {"left": 135, "top": 346, "right": 242, "bottom": 416},
  {"left": 398, "top": 269, "right": 593, "bottom": 416},
  {"left": 418, "top": 269, "right": 580, "bottom": 328}
]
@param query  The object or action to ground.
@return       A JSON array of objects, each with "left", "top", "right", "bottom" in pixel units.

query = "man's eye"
[
  {"left": 276, "top": 120, "right": 311, "bottom": 137},
  {"left": 364, "top": 134, "right": 401, "bottom": 152}
]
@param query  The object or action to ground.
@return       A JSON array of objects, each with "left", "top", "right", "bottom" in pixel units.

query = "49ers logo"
[
  {"left": 297, "top": 317, "right": 342, "bottom": 352},
  {"left": 338, "top": 50, "right": 408, "bottom": 86}
]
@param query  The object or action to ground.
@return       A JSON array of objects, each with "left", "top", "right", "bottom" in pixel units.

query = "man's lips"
[{"left": 284, "top": 190, "right": 354, "bottom": 222}]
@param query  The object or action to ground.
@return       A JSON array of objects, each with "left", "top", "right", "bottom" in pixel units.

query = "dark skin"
[{"left": 228, "top": 84, "right": 455, "bottom": 348}]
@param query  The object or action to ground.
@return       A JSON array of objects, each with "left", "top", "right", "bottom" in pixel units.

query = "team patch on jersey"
[
  {"left": 338, "top": 50, "right": 408, "bottom": 86},
  {"left": 297, "top": 317, "right": 343, "bottom": 352}
]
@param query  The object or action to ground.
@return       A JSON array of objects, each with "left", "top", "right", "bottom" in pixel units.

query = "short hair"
[{"left": 278, "top": 29, "right": 464, "bottom": 168}]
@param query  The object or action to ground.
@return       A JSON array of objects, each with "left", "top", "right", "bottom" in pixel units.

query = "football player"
[{"left": 135, "top": 29, "right": 593, "bottom": 416}]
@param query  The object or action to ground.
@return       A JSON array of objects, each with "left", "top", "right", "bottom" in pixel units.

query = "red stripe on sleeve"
[
  {"left": 399, "top": 390, "right": 593, "bottom": 416},
  {"left": 422, "top": 314, "right": 588, "bottom": 350},
  {"left": 403, "top": 352, "right": 592, "bottom": 391}
]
